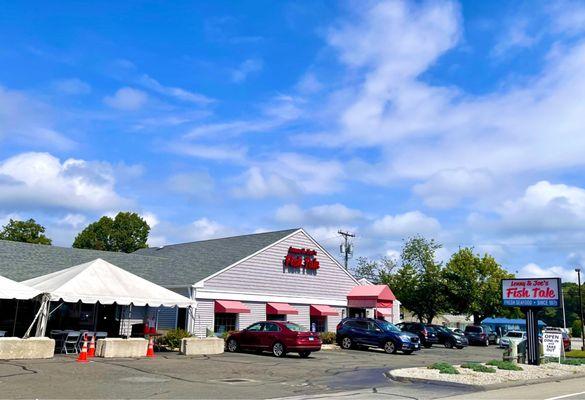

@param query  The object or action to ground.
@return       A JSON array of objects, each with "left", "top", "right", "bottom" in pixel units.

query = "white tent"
[
  {"left": 0, "top": 275, "right": 41, "bottom": 300},
  {"left": 21, "top": 258, "right": 195, "bottom": 307}
]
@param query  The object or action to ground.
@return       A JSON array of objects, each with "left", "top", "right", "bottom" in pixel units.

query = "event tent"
[
  {"left": 22, "top": 258, "right": 195, "bottom": 307},
  {"left": 21, "top": 258, "right": 195, "bottom": 337},
  {"left": 0, "top": 275, "right": 41, "bottom": 300}
]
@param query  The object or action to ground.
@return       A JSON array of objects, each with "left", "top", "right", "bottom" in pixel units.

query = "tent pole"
[
  {"left": 93, "top": 303, "right": 98, "bottom": 332},
  {"left": 12, "top": 300, "right": 19, "bottom": 336}
]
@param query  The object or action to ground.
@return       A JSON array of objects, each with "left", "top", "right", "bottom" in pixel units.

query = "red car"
[{"left": 226, "top": 321, "right": 322, "bottom": 358}]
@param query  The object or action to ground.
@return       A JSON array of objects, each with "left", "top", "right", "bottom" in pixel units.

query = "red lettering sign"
[{"left": 283, "top": 247, "right": 320, "bottom": 270}]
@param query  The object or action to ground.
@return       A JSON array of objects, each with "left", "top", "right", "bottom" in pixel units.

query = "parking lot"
[{"left": 0, "top": 345, "right": 502, "bottom": 399}]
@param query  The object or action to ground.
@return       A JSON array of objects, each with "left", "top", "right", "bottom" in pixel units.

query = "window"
[
  {"left": 267, "top": 314, "right": 286, "bottom": 321},
  {"left": 285, "top": 322, "right": 308, "bottom": 332},
  {"left": 265, "top": 323, "right": 280, "bottom": 332},
  {"left": 214, "top": 313, "right": 237, "bottom": 334},
  {"left": 310, "top": 316, "right": 327, "bottom": 332},
  {"left": 465, "top": 326, "right": 482, "bottom": 333},
  {"left": 246, "top": 323, "right": 264, "bottom": 331}
]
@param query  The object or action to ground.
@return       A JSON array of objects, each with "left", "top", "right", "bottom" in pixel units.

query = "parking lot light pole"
[{"left": 576, "top": 268, "right": 585, "bottom": 351}]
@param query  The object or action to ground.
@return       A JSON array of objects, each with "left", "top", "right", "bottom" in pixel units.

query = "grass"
[
  {"left": 561, "top": 358, "right": 585, "bottom": 366},
  {"left": 566, "top": 350, "right": 585, "bottom": 358},
  {"left": 460, "top": 362, "right": 496, "bottom": 373},
  {"left": 428, "top": 362, "right": 459, "bottom": 375},
  {"left": 486, "top": 360, "right": 524, "bottom": 371}
]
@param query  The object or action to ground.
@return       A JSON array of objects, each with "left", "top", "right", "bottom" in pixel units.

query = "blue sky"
[{"left": 2, "top": 0, "right": 585, "bottom": 282}]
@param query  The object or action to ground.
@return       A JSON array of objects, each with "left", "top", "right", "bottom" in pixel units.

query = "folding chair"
[{"left": 61, "top": 331, "right": 81, "bottom": 354}]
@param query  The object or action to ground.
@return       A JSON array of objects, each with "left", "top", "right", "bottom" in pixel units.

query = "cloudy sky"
[{"left": 1, "top": 1, "right": 585, "bottom": 282}]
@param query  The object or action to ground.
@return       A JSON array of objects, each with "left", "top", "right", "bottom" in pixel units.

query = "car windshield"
[
  {"left": 285, "top": 322, "right": 307, "bottom": 332},
  {"left": 377, "top": 320, "right": 401, "bottom": 333},
  {"left": 434, "top": 326, "right": 451, "bottom": 334},
  {"left": 466, "top": 326, "right": 482, "bottom": 333}
]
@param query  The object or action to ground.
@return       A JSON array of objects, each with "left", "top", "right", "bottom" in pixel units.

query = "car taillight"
[{"left": 480, "top": 333, "right": 486, "bottom": 339}]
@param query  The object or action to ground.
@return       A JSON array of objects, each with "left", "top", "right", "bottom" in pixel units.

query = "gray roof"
[{"left": 0, "top": 228, "right": 299, "bottom": 286}]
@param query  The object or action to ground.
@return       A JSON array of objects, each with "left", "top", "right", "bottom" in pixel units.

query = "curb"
[
  {"left": 387, "top": 370, "right": 585, "bottom": 391},
  {"left": 321, "top": 344, "right": 341, "bottom": 351}
]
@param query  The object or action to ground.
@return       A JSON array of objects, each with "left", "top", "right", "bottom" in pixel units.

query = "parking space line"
[{"left": 546, "top": 391, "right": 585, "bottom": 400}]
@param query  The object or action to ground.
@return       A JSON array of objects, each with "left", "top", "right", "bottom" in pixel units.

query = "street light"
[{"left": 576, "top": 268, "right": 585, "bottom": 351}]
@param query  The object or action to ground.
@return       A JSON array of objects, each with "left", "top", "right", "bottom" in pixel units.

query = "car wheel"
[
  {"left": 272, "top": 342, "right": 286, "bottom": 358},
  {"left": 341, "top": 336, "right": 353, "bottom": 350},
  {"left": 484, "top": 339, "right": 489, "bottom": 346},
  {"left": 423, "top": 343, "right": 432, "bottom": 348},
  {"left": 299, "top": 351, "right": 311, "bottom": 358},
  {"left": 383, "top": 341, "right": 397, "bottom": 354},
  {"left": 444, "top": 340, "right": 454, "bottom": 349},
  {"left": 402, "top": 350, "right": 414, "bottom": 355},
  {"left": 227, "top": 339, "right": 238, "bottom": 353}
]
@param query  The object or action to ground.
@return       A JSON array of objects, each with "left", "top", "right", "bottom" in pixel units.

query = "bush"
[
  {"left": 158, "top": 328, "right": 191, "bottom": 349},
  {"left": 221, "top": 331, "right": 238, "bottom": 342},
  {"left": 428, "top": 362, "right": 459, "bottom": 375},
  {"left": 461, "top": 363, "right": 496, "bottom": 373},
  {"left": 561, "top": 358, "right": 585, "bottom": 365},
  {"left": 486, "top": 360, "right": 523, "bottom": 371},
  {"left": 572, "top": 320, "right": 582, "bottom": 338},
  {"left": 319, "top": 332, "right": 336, "bottom": 344}
]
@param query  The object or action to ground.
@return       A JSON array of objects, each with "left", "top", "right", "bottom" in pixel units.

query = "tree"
[
  {"left": 381, "top": 236, "right": 446, "bottom": 323},
  {"left": 352, "top": 256, "right": 397, "bottom": 283},
  {"left": 443, "top": 247, "right": 514, "bottom": 324},
  {"left": 572, "top": 319, "right": 582, "bottom": 338},
  {"left": 73, "top": 212, "right": 150, "bottom": 253},
  {"left": 0, "top": 218, "right": 52, "bottom": 245}
]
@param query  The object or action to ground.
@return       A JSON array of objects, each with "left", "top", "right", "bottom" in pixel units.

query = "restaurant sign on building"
[{"left": 501, "top": 278, "right": 561, "bottom": 307}]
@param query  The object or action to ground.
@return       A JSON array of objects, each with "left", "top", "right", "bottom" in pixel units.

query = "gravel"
[{"left": 390, "top": 362, "right": 585, "bottom": 386}]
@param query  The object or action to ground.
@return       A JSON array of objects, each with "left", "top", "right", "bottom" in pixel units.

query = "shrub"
[
  {"left": 461, "top": 363, "right": 496, "bottom": 373},
  {"left": 221, "top": 331, "right": 238, "bottom": 342},
  {"left": 486, "top": 360, "right": 523, "bottom": 371},
  {"left": 319, "top": 332, "right": 336, "bottom": 344},
  {"left": 428, "top": 362, "right": 459, "bottom": 374},
  {"left": 572, "top": 320, "right": 582, "bottom": 338},
  {"left": 158, "top": 328, "right": 191, "bottom": 349},
  {"left": 561, "top": 358, "right": 585, "bottom": 366}
]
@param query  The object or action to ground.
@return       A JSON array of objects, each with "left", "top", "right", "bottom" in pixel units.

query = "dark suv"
[
  {"left": 396, "top": 322, "right": 439, "bottom": 348},
  {"left": 429, "top": 324, "right": 468, "bottom": 349},
  {"left": 464, "top": 325, "right": 496, "bottom": 346},
  {"left": 336, "top": 318, "right": 420, "bottom": 354}
]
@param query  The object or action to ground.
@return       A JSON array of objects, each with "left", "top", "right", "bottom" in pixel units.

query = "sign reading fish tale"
[
  {"left": 502, "top": 278, "right": 561, "bottom": 307},
  {"left": 284, "top": 247, "right": 320, "bottom": 270}
]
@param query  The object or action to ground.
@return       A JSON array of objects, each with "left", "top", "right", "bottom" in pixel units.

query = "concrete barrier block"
[
  {"left": 0, "top": 337, "right": 55, "bottom": 360},
  {"left": 180, "top": 337, "right": 224, "bottom": 355},
  {"left": 96, "top": 338, "right": 148, "bottom": 358}
]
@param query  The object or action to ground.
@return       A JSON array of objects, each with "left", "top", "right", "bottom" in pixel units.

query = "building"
[{"left": 0, "top": 228, "right": 400, "bottom": 337}]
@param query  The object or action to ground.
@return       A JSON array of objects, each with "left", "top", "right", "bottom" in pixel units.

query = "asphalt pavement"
[{"left": 0, "top": 344, "right": 517, "bottom": 399}]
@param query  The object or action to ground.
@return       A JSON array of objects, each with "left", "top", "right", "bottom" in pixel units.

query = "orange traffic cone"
[
  {"left": 77, "top": 334, "right": 88, "bottom": 363},
  {"left": 146, "top": 336, "right": 155, "bottom": 358},
  {"left": 88, "top": 334, "right": 95, "bottom": 357}
]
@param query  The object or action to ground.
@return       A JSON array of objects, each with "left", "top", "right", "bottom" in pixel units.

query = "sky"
[{"left": 1, "top": 0, "right": 585, "bottom": 282}]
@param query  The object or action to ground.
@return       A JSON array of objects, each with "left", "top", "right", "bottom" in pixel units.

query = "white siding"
[
  {"left": 192, "top": 299, "right": 214, "bottom": 338},
  {"left": 238, "top": 301, "right": 266, "bottom": 330},
  {"left": 287, "top": 304, "right": 310, "bottom": 327},
  {"left": 203, "top": 231, "right": 357, "bottom": 302},
  {"left": 327, "top": 306, "right": 346, "bottom": 332},
  {"left": 156, "top": 306, "right": 178, "bottom": 330}
]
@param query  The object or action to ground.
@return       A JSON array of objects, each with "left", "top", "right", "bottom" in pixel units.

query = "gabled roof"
[
  {"left": 0, "top": 274, "right": 41, "bottom": 300},
  {"left": 347, "top": 284, "right": 396, "bottom": 301},
  {"left": 0, "top": 228, "right": 300, "bottom": 286}
]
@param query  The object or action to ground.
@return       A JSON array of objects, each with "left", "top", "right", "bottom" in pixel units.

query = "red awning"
[
  {"left": 347, "top": 284, "right": 396, "bottom": 308},
  {"left": 375, "top": 308, "right": 393, "bottom": 317},
  {"left": 310, "top": 304, "right": 339, "bottom": 317},
  {"left": 266, "top": 302, "right": 299, "bottom": 315},
  {"left": 215, "top": 300, "right": 251, "bottom": 314}
]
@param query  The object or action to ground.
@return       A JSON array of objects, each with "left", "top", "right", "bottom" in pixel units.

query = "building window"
[
  {"left": 214, "top": 313, "right": 237, "bottom": 334},
  {"left": 310, "top": 316, "right": 327, "bottom": 332},
  {"left": 266, "top": 314, "right": 286, "bottom": 321}
]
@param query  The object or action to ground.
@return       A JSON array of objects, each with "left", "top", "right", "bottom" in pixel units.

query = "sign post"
[{"left": 502, "top": 278, "right": 561, "bottom": 365}]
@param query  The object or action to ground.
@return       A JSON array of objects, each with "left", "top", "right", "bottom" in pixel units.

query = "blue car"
[{"left": 336, "top": 318, "right": 421, "bottom": 354}]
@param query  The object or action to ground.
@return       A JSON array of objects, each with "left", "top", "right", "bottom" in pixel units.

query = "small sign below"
[
  {"left": 542, "top": 331, "right": 563, "bottom": 358},
  {"left": 502, "top": 278, "right": 561, "bottom": 307}
]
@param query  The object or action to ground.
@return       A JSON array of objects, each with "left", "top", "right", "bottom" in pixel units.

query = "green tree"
[
  {"left": 381, "top": 236, "right": 445, "bottom": 323},
  {"left": 352, "top": 256, "right": 397, "bottom": 284},
  {"left": 443, "top": 248, "right": 514, "bottom": 324},
  {"left": 73, "top": 212, "right": 149, "bottom": 253},
  {"left": 572, "top": 319, "right": 582, "bottom": 338},
  {"left": 0, "top": 218, "right": 52, "bottom": 245}
]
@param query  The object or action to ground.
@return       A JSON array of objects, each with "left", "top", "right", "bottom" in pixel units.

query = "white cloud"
[
  {"left": 137, "top": 74, "right": 213, "bottom": 104},
  {"left": 276, "top": 203, "right": 363, "bottom": 225},
  {"left": 517, "top": 262, "right": 578, "bottom": 283},
  {"left": 371, "top": 211, "right": 441, "bottom": 238},
  {"left": 167, "top": 172, "right": 215, "bottom": 197},
  {"left": 140, "top": 212, "right": 159, "bottom": 229},
  {"left": 231, "top": 58, "right": 263, "bottom": 83},
  {"left": 104, "top": 87, "right": 148, "bottom": 110},
  {"left": 0, "top": 152, "right": 129, "bottom": 212},
  {"left": 168, "top": 143, "right": 247, "bottom": 163},
  {"left": 296, "top": 72, "right": 323, "bottom": 94},
  {"left": 0, "top": 213, "right": 21, "bottom": 228},
  {"left": 0, "top": 86, "right": 75, "bottom": 150},
  {"left": 189, "top": 218, "right": 234, "bottom": 241},
  {"left": 52, "top": 78, "right": 91, "bottom": 95},
  {"left": 234, "top": 167, "right": 294, "bottom": 199},
  {"left": 57, "top": 213, "right": 87, "bottom": 228},
  {"left": 492, "top": 19, "right": 538, "bottom": 57},
  {"left": 413, "top": 168, "right": 494, "bottom": 208}
]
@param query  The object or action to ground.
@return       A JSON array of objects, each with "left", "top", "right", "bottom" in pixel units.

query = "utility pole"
[
  {"left": 338, "top": 230, "right": 355, "bottom": 270},
  {"left": 576, "top": 268, "right": 584, "bottom": 351}
]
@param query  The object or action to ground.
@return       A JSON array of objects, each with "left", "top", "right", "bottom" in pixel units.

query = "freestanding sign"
[
  {"left": 542, "top": 331, "right": 563, "bottom": 359},
  {"left": 502, "top": 277, "right": 562, "bottom": 366}
]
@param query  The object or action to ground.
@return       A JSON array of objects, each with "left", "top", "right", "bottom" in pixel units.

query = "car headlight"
[{"left": 400, "top": 335, "right": 412, "bottom": 342}]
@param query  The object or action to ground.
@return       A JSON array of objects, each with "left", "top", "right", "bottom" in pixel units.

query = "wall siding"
[
  {"left": 203, "top": 231, "right": 357, "bottom": 302},
  {"left": 238, "top": 302, "right": 266, "bottom": 330},
  {"left": 192, "top": 299, "right": 214, "bottom": 338},
  {"left": 287, "top": 304, "right": 310, "bottom": 327},
  {"left": 327, "top": 307, "right": 346, "bottom": 332}
]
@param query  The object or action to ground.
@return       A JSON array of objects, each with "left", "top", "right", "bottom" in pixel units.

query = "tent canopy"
[
  {"left": 21, "top": 258, "right": 195, "bottom": 307},
  {"left": 0, "top": 274, "right": 42, "bottom": 300}
]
